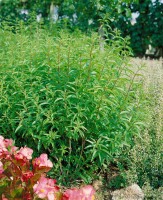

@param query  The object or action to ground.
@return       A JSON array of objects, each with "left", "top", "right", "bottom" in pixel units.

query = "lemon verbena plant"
[{"left": 0, "top": 22, "right": 147, "bottom": 184}]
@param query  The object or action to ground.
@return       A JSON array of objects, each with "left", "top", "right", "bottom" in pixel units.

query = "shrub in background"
[{"left": 0, "top": 22, "right": 147, "bottom": 184}]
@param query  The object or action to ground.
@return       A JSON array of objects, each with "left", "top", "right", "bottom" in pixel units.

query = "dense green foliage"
[
  {"left": 0, "top": 0, "right": 162, "bottom": 56},
  {"left": 128, "top": 0, "right": 163, "bottom": 56},
  {"left": 0, "top": 23, "right": 147, "bottom": 183}
]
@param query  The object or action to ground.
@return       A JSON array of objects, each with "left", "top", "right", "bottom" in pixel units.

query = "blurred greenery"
[{"left": 0, "top": 0, "right": 162, "bottom": 56}]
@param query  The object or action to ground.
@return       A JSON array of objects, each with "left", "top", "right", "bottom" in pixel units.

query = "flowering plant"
[{"left": 0, "top": 135, "right": 95, "bottom": 200}]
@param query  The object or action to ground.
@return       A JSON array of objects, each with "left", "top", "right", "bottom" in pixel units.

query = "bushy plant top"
[{"left": 0, "top": 23, "right": 147, "bottom": 183}]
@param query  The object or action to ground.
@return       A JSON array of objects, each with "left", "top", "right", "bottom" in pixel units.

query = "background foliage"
[{"left": 0, "top": 0, "right": 163, "bottom": 56}]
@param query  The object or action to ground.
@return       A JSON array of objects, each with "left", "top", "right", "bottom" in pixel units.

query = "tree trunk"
[{"left": 50, "top": 2, "right": 59, "bottom": 22}]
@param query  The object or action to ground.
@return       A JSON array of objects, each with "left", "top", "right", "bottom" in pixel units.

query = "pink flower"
[
  {"left": 10, "top": 146, "right": 18, "bottom": 154},
  {"left": 0, "top": 136, "right": 8, "bottom": 156},
  {"left": 62, "top": 185, "right": 95, "bottom": 200},
  {"left": 2, "top": 194, "right": 8, "bottom": 200},
  {"left": 0, "top": 136, "right": 17, "bottom": 158},
  {"left": 33, "top": 154, "right": 53, "bottom": 172},
  {"left": 80, "top": 185, "right": 95, "bottom": 200},
  {"left": 0, "top": 135, "right": 4, "bottom": 142},
  {"left": 15, "top": 147, "right": 33, "bottom": 160},
  {"left": 0, "top": 136, "right": 14, "bottom": 150},
  {"left": 0, "top": 161, "right": 4, "bottom": 174},
  {"left": 33, "top": 176, "right": 59, "bottom": 200},
  {"left": 62, "top": 188, "right": 80, "bottom": 200},
  {"left": 3, "top": 139, "right": 14, "bottom": 148}
]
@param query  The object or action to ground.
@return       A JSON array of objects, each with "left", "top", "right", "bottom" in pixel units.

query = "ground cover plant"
[
  {"left": 125, "top": 58, "right": 163, "bottom": 199},
  {"left": 90, "top": 59, "right": 163, "bottom": 200},
  {"left": 0, "top": 22, "right": 148, "bottom": 186}
]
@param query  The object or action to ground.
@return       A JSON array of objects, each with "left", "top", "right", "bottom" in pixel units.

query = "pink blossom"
[
  {"left": 0, "top": 136, "right": 8, "bottom": 155},
  {"left": 62, "top": 188, "right": 81, "bottom": 200},
  {"left": 62, "top": 185, "right": 95, "bottom": 200},
  {"left": 0, "top": 136, "right": 17, "bottom": 158},
  {"left": 80, "top": 185, "right": 95, "bottom": 200},
  {"left": 33, "top": 176, "right": 59, "bottom": 200},
  {"left": 0, "top": 161, "right": 4, "bottom": 174},
  {"left": 15, "top": 147, "right": 33, "bottom": 160},
  {"left": 10, "top": 146, "right": 18, "bottom": 154},
  {"left": 33, "top": 154, "right": 53, "bottom": 171},
  {"left": 2, "top": 194, "right": 8, "bottom": 200},
  {"left": 0, "top": 136, "right": 14, "bottom": 150},
  {"left": 0, "top": 135, "right": 4, "bottom": 141},
  {"left": 3, "top": 139, "right": 14, "bottom": 148}
]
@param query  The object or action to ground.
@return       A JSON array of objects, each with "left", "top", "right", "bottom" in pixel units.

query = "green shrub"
[{"left": 0, "top": 23, "right": 147, "bottom": 184}]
